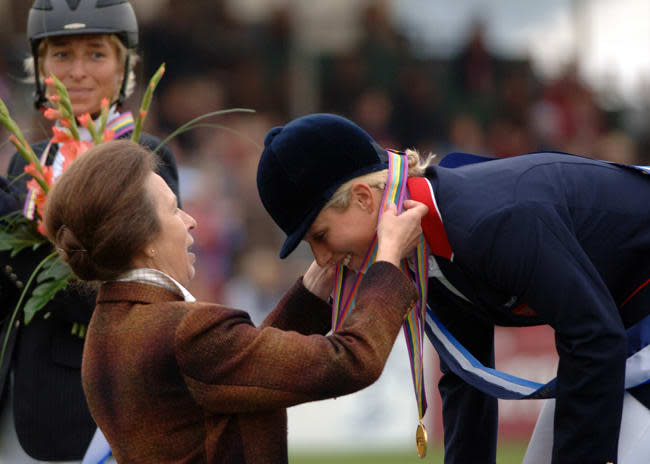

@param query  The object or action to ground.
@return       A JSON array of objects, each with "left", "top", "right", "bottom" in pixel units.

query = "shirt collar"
[{"left": 115, "top": 268, "right": 196, "bottom": 302}]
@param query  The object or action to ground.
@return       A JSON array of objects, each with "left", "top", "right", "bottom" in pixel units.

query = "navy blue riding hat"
[{"left": 257, "top": 113, "right": 388, "bottom": 259}]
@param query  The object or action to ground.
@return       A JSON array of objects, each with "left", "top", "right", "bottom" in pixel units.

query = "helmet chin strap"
[
  {"left": 32, "top": 52, "right": 48, "bottom": 109},
  {"left": 115, "top": 54, "right": 131, "bottom": 107}
]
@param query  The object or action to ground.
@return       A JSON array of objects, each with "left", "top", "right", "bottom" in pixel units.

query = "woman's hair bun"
[{"left": 55, "top": 225, "right": 97, "bottom": 281}]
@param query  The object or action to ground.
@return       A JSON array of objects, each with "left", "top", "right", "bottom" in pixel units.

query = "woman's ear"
[{"left": 349, "top": 183, "right": 377, "bottom": 213}]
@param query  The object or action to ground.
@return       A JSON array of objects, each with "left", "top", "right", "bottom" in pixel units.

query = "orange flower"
[
  {"left": 101, "top": 98, "right": 109, "bottom": 111},
  {"left": 37, "top": 221, "right": 47, "bottom": 237},
  {"left": 78, "top": 113, "right": 92, "bottom": 128},
  {"left": 24, "top": 162, "right": 39, "bottom": 179},
  {"left": 43, "top": 108, "right": 62, "bottom": 120},
  {"left": 24, "top": 163, "right": 53, "bottom": 187},
  {"left": 44, "top": 77, "right": 55, "bottom": 86},
  {"left": 60, "top": 140, "right": 93, "bottom": 171},
  {"left": 60, "top": 118, "right": 71, "bottom": 128},
  {"left": 139, "top": 109, "right": 147, "bottom": 119},
  {"left": 48, "top": 94, "right": 61, "bottom": 103},
  {"left": 9, "top": 134, "right": 22, "bottom": 150},
  {"left": 51, "top": 126, "right": 73, "bottom": 144},
  {"left": 103, "top": 129, "right": 116, "bottom": 141}
]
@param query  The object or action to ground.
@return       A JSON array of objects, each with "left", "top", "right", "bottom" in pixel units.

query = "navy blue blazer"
[{"left": 424, "top": 152, "right": 650, "bottom": 464}]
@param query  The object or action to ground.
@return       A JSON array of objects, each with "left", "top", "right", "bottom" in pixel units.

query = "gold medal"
[{"left": 416, "top": 420, "right": 428, "bottom": 458}]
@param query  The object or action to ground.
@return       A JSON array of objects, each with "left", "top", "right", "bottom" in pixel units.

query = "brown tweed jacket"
[{"left": 82, "top": 261, "right": 417, "bottom": 463}]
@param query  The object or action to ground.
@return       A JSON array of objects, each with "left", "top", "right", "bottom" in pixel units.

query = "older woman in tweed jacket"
[{"left": 42, "top": 140, "right": 427, "bottom": 463}]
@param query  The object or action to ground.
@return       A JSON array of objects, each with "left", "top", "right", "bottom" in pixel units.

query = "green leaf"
[
  {"left": 0, "top": 229, "right": 46, "bottom": 255},
  {"left": 24, "top": 276, "right": 71, "bottom": 324},
  {"left": 37, "top": 258, "right": 72, "bottom": 283},
  {"left": 1, "top": 252, "right": 58, "bottom": 366},
  {"left": 0, "top": 213, "right": 47, "bottom": 255}
]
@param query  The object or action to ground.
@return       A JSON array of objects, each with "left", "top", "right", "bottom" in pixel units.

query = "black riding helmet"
[{"left": 27, "top": 0, "right": 138, "bottom": 109}]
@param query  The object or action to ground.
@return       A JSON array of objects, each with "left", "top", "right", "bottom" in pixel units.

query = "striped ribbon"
[
  {"left": 331, "top": 149, "right": 429, "bottom": 420},
  {"left": 425, "top": 306, "right": 650, "bottom": 399},
  {"left": 106, "top": 111, "right": 134, "bottom": 139}
]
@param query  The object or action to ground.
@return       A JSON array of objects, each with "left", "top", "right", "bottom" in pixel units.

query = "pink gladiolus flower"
[
  {"left": 60, "top": 140, "right": 93, "bottom": 171},
  {"left": 51, "top": 126, "right": 73, "bottom": 144},
  {"left": 60, "top": 118, "right": 71, "bottom": 128},
  {"left": 103, "top": 129, "right": 115, "bottom": 141},
  {"left": 139, "top": 109, "right": 147, "bottom": 119},
  {"left": 43, "top": 108, "right": 62, "bottom": 121},
  {"left": 101, "top": 98, "right": 109, "bottom": 110},
  {"left": 42, "top": 164, "right": 54, "bottom": 187},
  {"left": 48, "top": 94, "right": 61, "bottom": 103},
  {"left": 24, "top": 162, "right": 39, "bottom": 179},
  {"left": 25, "top": 177, "right": 40, "bottom": 194},
  {"left": 37, "top": 221, "right": 47, "bottom": 237},
  {"left": 24, "top": 163, "right": 53, "bottom": 187},
  {"left": 78, "top": 113, "right": 92, "bottom": 128},
  {"left": 9, "top": 135, "right": 22, "bottom": 150},
  {"left": 44, "top": 77, "right": 55, "bottom": 86}
]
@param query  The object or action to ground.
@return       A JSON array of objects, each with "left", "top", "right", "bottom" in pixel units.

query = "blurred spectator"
[
  {"left": 447, "top": 112, "right": 486, "bottom": 155},
  {"left": 449, "top": 18, "right": 498, "bottom": 127},
  {"left": 594, "top": 130, "right": 639, "bottom": 165}
]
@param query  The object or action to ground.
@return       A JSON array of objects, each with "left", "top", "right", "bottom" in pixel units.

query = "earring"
[{"left": 150, "top": 249, "right": 156, "bottom": 256}]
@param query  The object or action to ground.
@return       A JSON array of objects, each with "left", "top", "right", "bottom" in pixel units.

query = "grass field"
[{"left": 290, "top": 443, "right": 527, "bottom": 463}]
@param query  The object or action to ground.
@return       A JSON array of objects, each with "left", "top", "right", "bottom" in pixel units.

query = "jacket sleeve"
[
  {"left": 428, "top": 283, "right": 498, "bottom": 464},
  {"left": 173, "top": 261, "right": 417, "bottom": 413},
  {"left": 258, "top": 277, "right": 332, "bottom": 335},
  {"left": 469, "top": 204, "right": 625, "bottom": 464}
]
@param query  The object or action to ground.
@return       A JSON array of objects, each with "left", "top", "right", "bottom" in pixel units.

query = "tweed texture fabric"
[{"left": 82, "top": 261, "right": 417, "bottom": 463}]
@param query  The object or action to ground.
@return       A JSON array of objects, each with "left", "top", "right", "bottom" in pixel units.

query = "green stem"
[
  {"left": 51, "top": 75, "right": 81, "bottom": 140},
  {"left": 152, "top": 108, "right": 255, "bottom": 153},
  {"left": 0, "top": 251, "right": 58, "bottom": 367},
  {"left": 86, "top": 118, "right": 101, "bottom": 145},
  {"left": 132, "top": 63, "right": 165, "bottom": 143},
  {"left": 0, "top": 98, "right": 42, "bottom": 177}
]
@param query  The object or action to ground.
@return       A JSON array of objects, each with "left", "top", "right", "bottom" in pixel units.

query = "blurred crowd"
[{"left": 1, "top": 0, "right": 649, "bottom": 317}]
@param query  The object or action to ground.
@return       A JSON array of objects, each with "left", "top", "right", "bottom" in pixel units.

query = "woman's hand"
[
  {"left": 375, "top": 200, "right": 428, "bottom": 267},
  {"left": 303, "top": 259, "right": 336, "bottom": 301}
]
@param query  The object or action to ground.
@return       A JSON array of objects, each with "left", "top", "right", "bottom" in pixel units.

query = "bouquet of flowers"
[{"left": 0, "top": 63, "right": 253, "bottom": 365}]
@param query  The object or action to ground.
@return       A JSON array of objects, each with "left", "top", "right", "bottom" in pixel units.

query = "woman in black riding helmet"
[{"left": 0, "top": 1, "right": 180, "bottom": 461}]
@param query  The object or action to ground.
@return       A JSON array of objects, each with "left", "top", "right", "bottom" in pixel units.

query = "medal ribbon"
[{"left": 331, "top": 149, "right": 429, "bottom": 420}]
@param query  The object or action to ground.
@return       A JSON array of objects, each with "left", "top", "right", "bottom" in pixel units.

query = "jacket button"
[
  {"left": 4, "top": 265, "right": 12, "bottom": 274},
  {"left": 16, "top": 281, "right": 24, "bottom": 289},
  {"left": 9, "top": 273, "right": 17, "bottom": 281}
]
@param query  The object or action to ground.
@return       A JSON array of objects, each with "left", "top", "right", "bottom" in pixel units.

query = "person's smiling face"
[
  {"left": 305, "top": 183, "right": 380, "bottom": 271},
  {"left": 142, "top": 173, "right": 198, "bottom": 287},
  {"left": 42, "top": 34, "right": 123, "bottom": 116}
]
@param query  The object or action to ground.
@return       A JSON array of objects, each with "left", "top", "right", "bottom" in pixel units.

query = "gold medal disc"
[{"left": 416, "top": 421, "right": 428, "bottom": 458}]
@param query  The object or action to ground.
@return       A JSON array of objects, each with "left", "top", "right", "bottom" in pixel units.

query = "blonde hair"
[
  {"left": 325, "top": 148, "right": 436, "bottom": 210},
  {"left": 23, "top": 34, "right": 139, "bottom": 101}
]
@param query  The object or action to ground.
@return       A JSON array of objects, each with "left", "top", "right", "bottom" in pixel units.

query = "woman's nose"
[
  {"left": 309, "top": 242, "right": 333, "bottom": 268},
  {"left": 182, "top": 210, "right": 197, "bottom": 230},
  {"left": 69, "top": 58, "right": 87, "bottom": 79}
]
